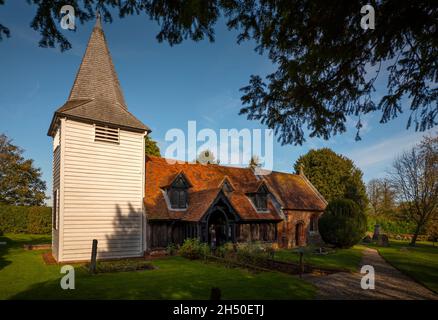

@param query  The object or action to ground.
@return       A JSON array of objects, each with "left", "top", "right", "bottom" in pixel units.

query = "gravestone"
[
  {"left": 377, "top": 234, "right": 389, "bottom": 247},
  {"left": 372, "top": 224, "right": 381, "bottom": 240}
]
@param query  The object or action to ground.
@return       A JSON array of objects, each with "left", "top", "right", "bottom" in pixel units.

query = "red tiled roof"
[
  {"left": 144, "top": 156, "right": 326, "bottom": 222},
  {"left": 263, "top": 171, "right": 327, "bottom": 211}
]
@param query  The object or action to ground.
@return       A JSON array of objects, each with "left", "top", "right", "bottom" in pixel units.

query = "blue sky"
[{"left": 0, "top": 2, "right": 434, "bottom": 203}]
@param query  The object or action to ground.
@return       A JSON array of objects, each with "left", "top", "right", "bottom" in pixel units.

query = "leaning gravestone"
[
  {"left": 362, "top": 235, "right": 372, "bottom": 243},
  {"left": 377, "top": 234, "right": 389, "bottom": 247},
  {"left": 372, "top": 224, "right": 381, "bottom": 240}
]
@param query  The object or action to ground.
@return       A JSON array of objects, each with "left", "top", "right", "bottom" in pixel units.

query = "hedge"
[
  {"left": 0, "top": 205, "right": 52, "bottom": 234},
  {"left": 366, "top": 214, "right": 416, "bottom": 235}
]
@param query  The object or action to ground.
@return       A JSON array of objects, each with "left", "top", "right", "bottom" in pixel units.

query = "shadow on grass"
[
  {"left": 0, "top": 234, "right": 51, "bottom": 271},
  {"left": 0, "top": 236, "right": 11, "bottom": 271},
  {"left": 9, "top": 278, "right": 68, "bottom": 300}
]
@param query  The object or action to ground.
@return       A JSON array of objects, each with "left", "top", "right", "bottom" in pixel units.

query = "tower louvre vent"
[{"left": 95, "top": 124, "right": 120, "bottom": 144}]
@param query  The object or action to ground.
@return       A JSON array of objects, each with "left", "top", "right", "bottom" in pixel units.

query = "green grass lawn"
[
  {"left": 0, "top": 234, "right": 315, "bottom": 300},
  {"left": 274, "top": 245, "right": 366, "bottom": 272},
  {"left": 367, "top": 240, "right": 438, "bottom": 293}
]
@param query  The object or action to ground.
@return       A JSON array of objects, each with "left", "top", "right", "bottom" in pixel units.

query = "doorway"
[{"left": 208, "top": 209, "right": 230, "bottom": 247}]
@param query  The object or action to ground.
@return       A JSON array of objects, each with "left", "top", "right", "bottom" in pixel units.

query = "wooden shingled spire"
[{"left": 48, "top": 13, "right": 150, "bottom": 136}]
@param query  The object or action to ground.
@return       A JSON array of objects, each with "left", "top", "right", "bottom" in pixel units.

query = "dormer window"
[
  {"left": 169, "top": 188, "right": 187, "bottom": 209},
  {"left": 167, "top": 174, "right": 190, "bottom": 209},
  {"left": 95, "top": 124, "right": 120, "bottom": 144},
  {"left": 251, "top": 184, "right": 269, "bottom": 212},
  {"left": 255, "top": 193, "right": 268, "bottom": 211}
]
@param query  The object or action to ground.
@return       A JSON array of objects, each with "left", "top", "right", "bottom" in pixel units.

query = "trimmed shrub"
[
  {"left": 179, "top": 238, "right": 210, "bottom": 260},
  {"left": 0, "top": 205, "right": 51, "bottom": 234},
  {"left": 319, "top": 199, "right": 367, "bottom": 248}
]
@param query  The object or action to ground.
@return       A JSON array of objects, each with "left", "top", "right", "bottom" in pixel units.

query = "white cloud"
[{"left": 346, "top": 130, "right": 429, "bottom": 168}]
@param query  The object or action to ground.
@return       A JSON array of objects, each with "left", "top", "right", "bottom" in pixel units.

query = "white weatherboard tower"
[{"left": 47, "top": 14, "right": 150, "bottom": 262}]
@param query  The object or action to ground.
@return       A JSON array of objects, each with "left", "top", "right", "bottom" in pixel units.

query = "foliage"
[
  {"left": 319, "top": 199, "right": 367, "bottom": 248},
  {"left": 0, "top": 134, "right": 47, "bottom": 206},
  {"left": 166, "top": 243, "right": 178, "bottom": 256},
  {"left": 366, "top": 214, "right": 416, "bottom": 235},
  {"left": 0, "top": 234, "right": 316, "bottom": 300},
  {"left": 2, "top": 2, "right": 436, "bottom": 145},
  {"left": 179, "top": 238, "right": 210, "bottom": 260},
  {"left": 426, "top": 220, "right": 438, "bottom": 244},
  {"left": 0, "top": 205, "right": 51, "bottom": 234},
  {"left": 195, "top": 149, "right": 219, "bottom": 164},
  {"left": 248, "top": 155, "right": 262, "bottom": 170},
  {"left": 233, "top": 241, "right": 275, "bottom": 265},
  {"left": 90, "top": 259, "right": 155, "bottom": 273},
  {"left": 294, "top": 148, "right": 368, "bottom": 210},
  {"left": 366, "top": 178, "right": 396, "bottom": 215},
  {"left": 388, "top": 134, "right": 438, "bottom": 245},
  {"left": 214, "top": 242, "right": 235, "bottom": 258},
  {"left": 145, "top": 135, "right": 161, "bottom": 157}
]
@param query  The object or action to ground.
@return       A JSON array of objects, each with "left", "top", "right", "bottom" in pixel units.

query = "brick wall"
[{"left": 277, "top": 210, "right": 323, "bottom": 248}]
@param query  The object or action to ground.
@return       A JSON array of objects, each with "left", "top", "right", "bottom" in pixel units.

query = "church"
[{"left": 48, "top": 15, "right": 327, "bottom": 262}]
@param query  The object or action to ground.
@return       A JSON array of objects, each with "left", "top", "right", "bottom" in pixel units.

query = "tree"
[
  {"left": 380, "top": 179, "right": 396, "bottom": 214},
  {"left": 294, "top": 148, "right": 368, "bottom": 210},
  {"left": 196, "top": 149, "right": 218, "bottom": 164},
  {"left": 318, "top": 199, "right": 367, "bottom": 248},
  {"left": 366, "top": 178, "right": 395, "bottom": 215},
  {"left": 367, "top": 179, "right": 381, "bottom": 214},
  {"left": 0, "top": 134, "right": 47, "bottom": 206},
  {"left": 388, "top": 134, "right": 438, "bottom": 246},
  {"left": 145, "top": 135, "right": 160, "bottom": 157},
  {"left": 426, "top": 219, "right": 438, "bottom": 246},
  {"left": 1, "top": 1, "right": 436, "bottom": 145},
  {"left": 248, "top": 155, "right": 261, "bottom": 170}
]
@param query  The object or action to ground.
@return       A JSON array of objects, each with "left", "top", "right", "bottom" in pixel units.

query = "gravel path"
[{"left": 302, "top": 248, "right": 437, "bottom": 300}]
